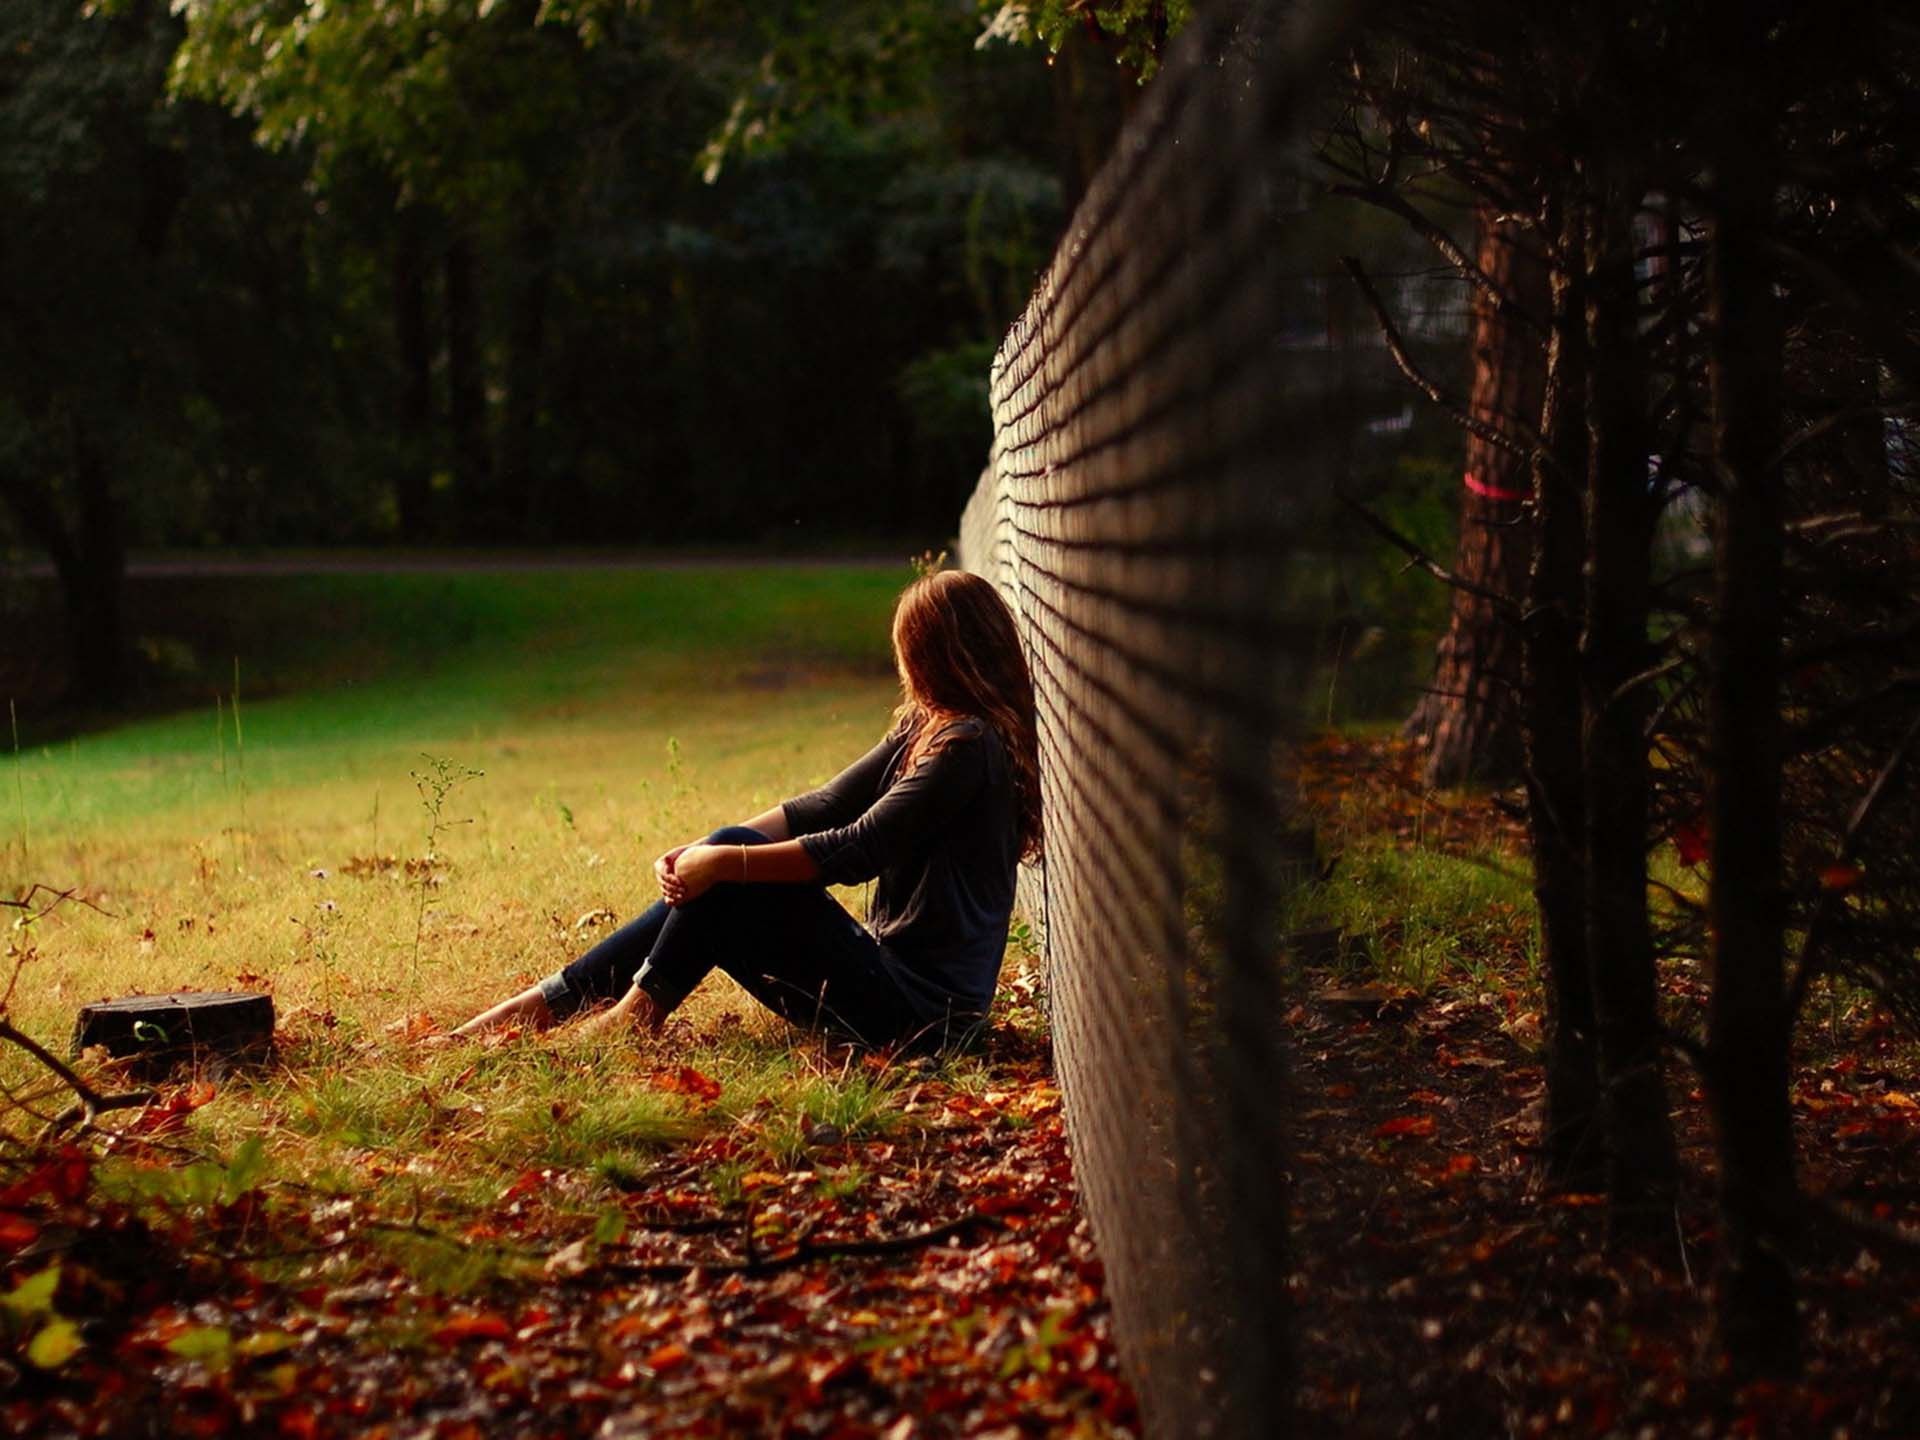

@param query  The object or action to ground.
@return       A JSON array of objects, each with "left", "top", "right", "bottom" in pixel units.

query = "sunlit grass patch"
[
  {"left": 1291, "top": 840, "right": 1537, "bottom": 993},
  {"left": 0, "top": 564, "right": 953, "bottom": 1293}
]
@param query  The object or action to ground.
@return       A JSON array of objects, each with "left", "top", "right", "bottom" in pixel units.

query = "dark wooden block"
[{"left": 72, "top": 991, "right": 274, "bottom": 1075}]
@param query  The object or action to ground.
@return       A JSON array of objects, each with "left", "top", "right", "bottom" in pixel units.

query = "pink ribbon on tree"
[{"left": 1463, "top": 469, "right": 1529, "bottom": 502}]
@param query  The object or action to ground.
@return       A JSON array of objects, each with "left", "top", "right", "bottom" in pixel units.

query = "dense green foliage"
[
  {"left": 978, "top": 0, "right": 1193, "bottom": 78},
  {"left": 2, "top": 1, "right": 1066, "bottom": 567}
]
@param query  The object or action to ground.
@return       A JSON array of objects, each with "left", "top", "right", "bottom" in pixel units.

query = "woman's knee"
[{"left": 705, "top": 824, "right": 770, "bottom": 846}]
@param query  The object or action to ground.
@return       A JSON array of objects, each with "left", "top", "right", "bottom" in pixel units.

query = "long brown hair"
[{"left": 890, "top": 570, "right": 1043, "bottom": 860}]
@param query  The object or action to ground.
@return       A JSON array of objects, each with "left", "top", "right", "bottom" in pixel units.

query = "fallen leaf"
[
  {"left": 1674, "top": 815, "right": 1709, "bottom": 867},
  {"left": 432, "top": 1313, "right": 513, "bottom": 1345},
  {"left": 1375, "top": 1115, "right": 1436, "bottom": 1139},
  {"left": 645, "top": 1341, "right": 691, "bottom": 1372},
  {"left": 0, "top": 1149, "right": 89, "bottom": 1207},
  {"left": 652, "top": 1066, "right": 723, "bottom": 1104},
  {"left": 26, "top": 1318, "right": 83, "bottom": 1369},
  {"left": 1819, "top": 862, "right": 1865, "bottom": 894}
]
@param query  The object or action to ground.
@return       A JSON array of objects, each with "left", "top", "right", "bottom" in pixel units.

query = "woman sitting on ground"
[{"left": 448, "top": 569, "right": 1042, "bottom": 1051}]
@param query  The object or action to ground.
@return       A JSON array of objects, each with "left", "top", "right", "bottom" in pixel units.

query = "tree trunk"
[
  {"left": 1049, "top": 26, "right": 1135, "bottom": 215},
  {"left": 1580, "top": 177, "right": 1678, "bottom": 1224},
  {"left": 1527, "top": 194, "right": 1601, "bottom": 1188},
  {"left": 61, "top": 422, "right": 128, "bottom": 708},
  {"left": 1408, "top": 207, "right": 1549, "bottom": 788},
  {"left": 501, "top": 218, "right": 554, "bottom": 537},
  {"left": 392, "top": 216, "right": 435, "bottom": 542},
  {"left": 444, "top": 231, "right": 492, "bottom": 534},
  {"left": 1704, "top": 115, "right": 1801, "bottom": 1377}
]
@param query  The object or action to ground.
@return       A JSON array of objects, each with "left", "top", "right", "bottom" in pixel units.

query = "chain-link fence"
[{"left": 955, "top": 3, "right": 1413, "bottom": 1434}]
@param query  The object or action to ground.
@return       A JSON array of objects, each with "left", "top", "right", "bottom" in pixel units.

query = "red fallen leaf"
[
  {"left": 1547, "top": 1191, "right": 1606, "bottom": 1208},
  {"left": 0, "top": 1148, "right": 90, "bottom": 1207},
  {"left": 1406, "top": 1090, "right": 1444, "bottom": 1106},
  {"left": 432, "top": 1313, "right": 513, "bottom": 1345},
  {"left": 644, "top": 1342, "right": 691, "bottom": 1372},
  {"left": 0, "top": 1211, "right": 38, "bottom": 1248},
  {"left": 1673, "top": 814, "right": 1709, "bottom": 867},
  {"left": 278, "top": 1407, "right": 321, "bottom": 1440},
  {"left": 977, "top": 1193, "right": 1042, "bottom": 1216},
  {"left": 1442, "top": 1153, "right": 1477, "bottom": 1179},
  {"left": 651, "top": 1066, "right": 722, "bottom": 1104},
  {"left": 1818, "top": 862, "right": 1865, "bottom": 894},
  {"left": 1375, "top": 1115, "right": 1435, "bottom": 1139},
  {"left": 499, "top": 1169, "right": 548, "bottom": 1202},
  {"left": 131, "top": 1083, "right": 217, "bottom": 1136},
  {"left": 806, "top": 1353, "right": 864, "bottom": 1389}
]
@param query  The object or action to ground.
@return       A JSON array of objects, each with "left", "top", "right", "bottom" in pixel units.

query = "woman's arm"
[
  {"left": 780, "top": 732, "right": 903, "bottom": 836},
  {"left": 662, "top": 837, "right": 818, "bottom": 905},
  {"left": 735, "top": 805, "right": 791, "bottom": 841},
  {"left": 798, "top": 724, "right": 989, "bottom": 886}
]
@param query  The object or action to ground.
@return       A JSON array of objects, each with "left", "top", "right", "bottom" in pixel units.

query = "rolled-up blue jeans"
[{"left": 537, "top": 827, "right": 959, "bottom": 1048}]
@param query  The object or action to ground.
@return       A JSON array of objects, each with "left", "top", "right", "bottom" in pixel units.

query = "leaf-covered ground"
[
  {"left": 1, "top": 1021, "right": 1137, "bottom": 1438},
  {"left": 1291, "top": 734, "right": 1920, "bottom": 1438}
]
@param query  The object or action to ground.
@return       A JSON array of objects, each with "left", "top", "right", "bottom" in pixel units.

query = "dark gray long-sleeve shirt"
[{"left": 782, "top": 717, "right": 1019, "bottom": 1018}]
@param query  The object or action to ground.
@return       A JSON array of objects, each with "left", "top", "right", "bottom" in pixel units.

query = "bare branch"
[
  {"left": 0, "top": 1018, "right": 155, "bottom": 1139},
  {"left": 1338, "top": 255, "right": 1552, "bottom": 474},
  {"left": 1340, "top": 497, "right": 1524, "bottom": 619},
  {"left": 1785, "top": 712, "right": 1920, "bottom": 1020},
  {"left": 1328, "top": 183, "right": 1548, "bottom": 333}
]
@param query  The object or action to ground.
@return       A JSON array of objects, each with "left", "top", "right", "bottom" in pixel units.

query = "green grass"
[
  {"left": 0, "top": 562, "right": 998, "bottom": 1291},
  {"left": 1289, "top": 840, "right": 1538, "bottom": 992},
  {"left": 12, "top": 568, "right": 905, "bottom": 832}
]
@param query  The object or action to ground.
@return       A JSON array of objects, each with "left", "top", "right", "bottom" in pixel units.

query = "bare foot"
[
  {"left": 577, "top": 987, "right": 664, "bottom": 1039},
  {"left": 446, "top": 985, "right": 556, "bottom": 1041}
]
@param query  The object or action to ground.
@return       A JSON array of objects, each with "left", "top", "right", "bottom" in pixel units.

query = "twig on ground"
[
  {"left": 584, "top": 1211, "right": 1006, "bottom": 1282},
  {"left": 1804, "top": 1191, "right": 1920, "bottom": 1267},
  {"left": 0, "top": 1018, "right": 156, "bottom": 1139}
]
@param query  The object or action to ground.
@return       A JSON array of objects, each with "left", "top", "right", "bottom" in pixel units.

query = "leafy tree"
[{"left": 0, "top": 0, "right": 203, "bottom": 703}]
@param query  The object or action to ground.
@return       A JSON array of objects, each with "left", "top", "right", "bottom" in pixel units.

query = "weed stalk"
[
  {"left": 9, "top": 700, "right": 24, "bottom": 869},
  {"left": 408, "top": 754, "right": 484, "bottom": 1015}
]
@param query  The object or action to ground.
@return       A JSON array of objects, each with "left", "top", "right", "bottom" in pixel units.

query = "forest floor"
[
  {"left": 0, "top": 1002, "right": 1133, "bottom": 1438},
  {"left": 0, "top": 564, "right": 1135, "bottom": 1438},
  {"left": 16, "top": 560, "right": 1920, "bottom": 1436},
  {"left": 1289, "top": 733, "right": 1920, "bottom": 1439}
]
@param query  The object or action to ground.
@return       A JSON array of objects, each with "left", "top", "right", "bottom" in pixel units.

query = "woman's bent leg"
[
  {"left": 634, "top": 882, "right": 919, "bottom": 1046},
  {"left": 538, "top": 899, "right": 672, "bottom": 1020},
  {"left": 451, "top": 898, "right": 671, "bottom": 1038}
]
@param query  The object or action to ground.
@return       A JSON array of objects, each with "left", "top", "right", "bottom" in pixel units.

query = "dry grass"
[{"left": 0, "top": 564, "right": 1028, "bottom": 1286}]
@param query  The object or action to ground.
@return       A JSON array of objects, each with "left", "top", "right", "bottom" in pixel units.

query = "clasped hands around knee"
[{"left": 654, "top": 834, "right": 750, "bottom": 907}]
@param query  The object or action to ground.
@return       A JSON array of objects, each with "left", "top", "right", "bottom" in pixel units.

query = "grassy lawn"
[
  {"left": 1, "top": 562, "right": 991, "bottom": 1260},
  {"left": 0, "top": 570, "right": 1131, "bottom": 1436}
]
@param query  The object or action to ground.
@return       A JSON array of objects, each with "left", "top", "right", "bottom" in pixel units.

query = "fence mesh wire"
[{"left": 955, "top": 3, "right": 1446, "bottom": 1434}]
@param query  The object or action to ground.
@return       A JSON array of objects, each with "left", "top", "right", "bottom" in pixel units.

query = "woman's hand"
[
  {"left": 654, "top": 843, "right": 694, "bottom": 905},
  {"left": 658, "top": 843, "right": 733, "bottom": 907},
  {"left": 653, "top": 843, "right": 691, "bottom": 904}
]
